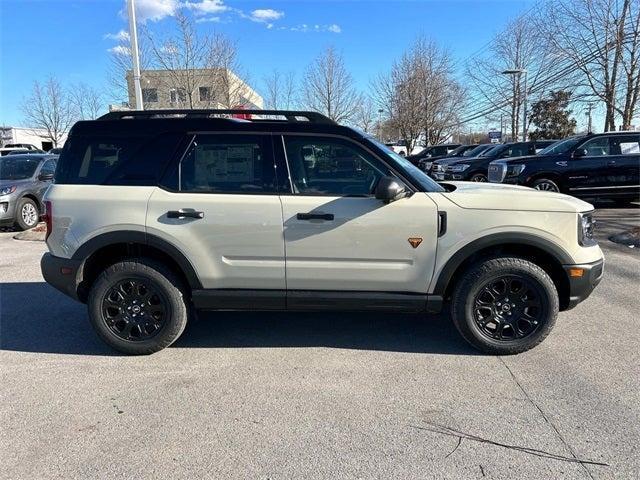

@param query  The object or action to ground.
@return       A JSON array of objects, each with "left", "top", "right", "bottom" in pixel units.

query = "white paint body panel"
[
  {"left": 145, "top": 188, "right": 285, "bottom": 289},
  {"left": 280, "top": 193, "right": 439, "bottom": 292},
  {"left": 44, "top": 185, "right": 153, "bottom": 258}
]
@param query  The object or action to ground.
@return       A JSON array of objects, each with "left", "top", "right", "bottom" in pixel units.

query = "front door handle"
[
  {"left": 167, "top": 209, "right": 204, "bottom": 219},
  {"left": 296, "top": 212, "right": 334, "bottom": 221},
  {"left": 607, "top": 160, "right": 616, "bottom": 165}
]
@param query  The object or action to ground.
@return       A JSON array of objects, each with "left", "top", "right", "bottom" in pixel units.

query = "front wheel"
[
  {"left": 451, "top": 256, "right": 558, "bottom": 355},
  {"left": 469, "top": 173, "right": 488, "bottom": 182},
  {"left": 15, "top": 197, "right": 39, "bottom": 230},
  {"left": 531, "top": 178, "right": 560, "bottom": 192},
  {"left": 87, "top": 258, "right": 189, "bottom": 355}
]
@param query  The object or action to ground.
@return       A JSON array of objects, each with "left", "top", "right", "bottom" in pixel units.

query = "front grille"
[
  {"left": 432, "top": 164, "right": 445, "bottom": 172},
  {"left": 488, "top": 163, "right": 506, "bottom": 183}
]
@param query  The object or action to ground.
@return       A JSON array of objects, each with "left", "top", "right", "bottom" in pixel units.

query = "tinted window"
[
  {"left": 180, "top": 135, "right": 275, "bottom": 194},
  {"left": 611, "top": 135, "right": 640, "bottom": 155},
  {"left": 0, "top": 157, "right": 40, "bottom": 180},
  {"left": 40, "top": 159, "right": 56, "bottom": 176},
  {"left": 284, "top": 136, "right": 391, "bottom": 196},
  {"left": 142, "top": 88, "right": 158, "bottom": 103},
  {"left": 506, "top": 143, "right": 534, "bottom": 157},
  {"left": 581, "top": 137, "right": 611, "bottom": 156},
  {"left": 539, "top": 137, "right": 582, "bottom": 155}
]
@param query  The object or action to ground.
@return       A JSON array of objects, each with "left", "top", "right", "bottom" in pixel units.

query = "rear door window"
[
  {"left": 178, "top": 134, "right": 277, "bottom": 194},
  {"left": 611, "top": 135, "right": 640, "bottom": 155}
]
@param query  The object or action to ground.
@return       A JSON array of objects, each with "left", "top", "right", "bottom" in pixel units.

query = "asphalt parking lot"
[{"left": 1, "top": 206, "right": 638, "bottom": 480}]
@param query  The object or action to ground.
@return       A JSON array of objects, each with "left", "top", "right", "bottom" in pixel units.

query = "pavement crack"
[
  {"left": 410, "top": 422, "right": 608, "bottom": 467},
  {"left": 498, "top": 357, "right": 600, "bottom": 479},
  {"left": 445, "top": 436, "right": 462, "bottom": 458}
]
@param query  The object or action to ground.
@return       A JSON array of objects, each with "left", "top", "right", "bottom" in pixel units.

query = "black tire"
[
  {"left": 469, "top": 173, "right": 488, "bottom": 182},
  {"left": 451, "top": 256, "right": 559, "bottom": 355},
  {"left": 87, "top": 258, "right": 189, "bottom": 355},
  {"left": 531, "top": 178, "right": 560, "bottom": 192},
  {"left": 14, "top": 197, "right": 39, "bottom": 231}
]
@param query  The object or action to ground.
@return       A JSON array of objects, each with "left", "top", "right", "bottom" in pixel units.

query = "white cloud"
[
  {"left": 183, "top": 0, "right": 228, "bottom": 15},
  {"left": 131, "top": 0, "right": 179, "bottom": 22},
  {"left": 195, "top": 16, "right": 221, "bottom": 23},
  {"left": 104, "top": 29, "right": 130, "bottom": 41},
  {"left": 250, "top": 8, "right": 284, "bottom": 22},
  {"left": 289, "top": 23, "right": 341, "bottom": 33},
  {"left": 108, "top": 45, "right": 131, "bottom": 56}
]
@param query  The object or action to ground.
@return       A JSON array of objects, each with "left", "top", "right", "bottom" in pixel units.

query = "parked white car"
[{"left": 41, "top": 109, "right": 604, "bottom": 355}]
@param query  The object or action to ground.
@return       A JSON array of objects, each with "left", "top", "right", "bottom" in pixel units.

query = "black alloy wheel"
[
  {"left": 101, "top": 279, "right": 168, "bottom": 341},
  {"left": 472, "top": 275, "right": 544, "bottom": 341},
  {"left": 470, "top": 173, "right": 488, "bottom": 182}
]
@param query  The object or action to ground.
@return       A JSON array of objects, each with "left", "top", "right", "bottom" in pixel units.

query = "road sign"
[{"left": 488, "top": 130, "right": 502, "bottom": 143}]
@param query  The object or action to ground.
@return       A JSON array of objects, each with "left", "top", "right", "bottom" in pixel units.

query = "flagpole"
[{"left": 127, "top": 0, "right": 144, "bottom": 110}]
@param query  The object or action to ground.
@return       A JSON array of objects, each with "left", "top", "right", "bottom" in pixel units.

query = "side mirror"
[
  {"left": 375, "top": 176, "right": 411, "bottom": 203},
  {"left": 38, "top": 173, "right": 54, "bottom": 181},
  {"left": 572, "top": 148, "right": 587, "bottom": 158}
]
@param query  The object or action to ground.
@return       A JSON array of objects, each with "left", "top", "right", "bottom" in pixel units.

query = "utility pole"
[
  {"left": 377, "top": 108, "right": 384, "bottom": 141},
  {"left": 128, "top": 0, "right": 144, "bottom": 110},
  {"left": 586, "top": 103, "right": 594, "bottom": 133}
]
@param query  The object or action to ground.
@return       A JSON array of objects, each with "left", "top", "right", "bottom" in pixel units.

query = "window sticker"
[{"left": 620, "top": 142, "right": 640, "bottom": 155}]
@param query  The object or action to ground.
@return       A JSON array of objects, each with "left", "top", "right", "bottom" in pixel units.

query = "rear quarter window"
[{"left": 56, "top": 132, "right": 184, "bottom": 185}]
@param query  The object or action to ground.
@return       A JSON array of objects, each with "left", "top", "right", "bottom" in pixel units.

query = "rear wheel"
[
  {"left": 87, "top": 258, "right": 189, "bottom": 355},
  {"left": 531, "top": 178, "right": 560, "bottom": 192},
  {"left": 451, "top": 256, "right": 558, "bottom": 355},
  {"left": 14, "top": 198, "right": 39, "bottom": 231}
]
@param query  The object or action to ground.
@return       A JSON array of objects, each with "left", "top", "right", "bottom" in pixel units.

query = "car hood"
[
  {"left": 495, "top": 154, "right": 541, "bottom": 164},
  {"left": 438, "top": 181, "right": 594, "bottom": 213},
  {"left": 433, "top": 156, "right": 472, "bottom": 166},
  {"left": 0, "top": 178, "right": 33, "bottom": 189}
]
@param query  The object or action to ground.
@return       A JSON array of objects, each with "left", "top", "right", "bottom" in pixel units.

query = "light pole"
[
  {"left": 502, "top": 68, "right": 528, "bottom": 141},
  {"left": 377, "top": 108, "right": 384, "bottom": 141},
  {"left": 128, "top": 0, "right": 144, "bottom": 110}
]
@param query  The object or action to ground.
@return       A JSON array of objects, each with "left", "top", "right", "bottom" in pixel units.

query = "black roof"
[{"left": 73, "top": 109, "right": 359, "bottom": 138}]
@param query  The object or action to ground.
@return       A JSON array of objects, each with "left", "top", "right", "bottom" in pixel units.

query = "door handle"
[
  {"left": 167, "top": 209, "right": 204, "bottom": 219},
  {"left": 296, "top": 212, "right": 334, "bottom": 221},
  {"left": 607, "top": 160, "right": 616, "bottom": 165}
]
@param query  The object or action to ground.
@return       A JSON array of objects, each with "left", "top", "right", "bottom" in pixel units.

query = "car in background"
[
  {"left": 436, "top": 140, "right": 557, "bottom": 182},
  {"left": 1, "top": 147, "right": 28, "bottom": 156},
  {"left": 421, "top": 144, "right": 494, "bottom": 173},
  {"left": 0, "top": 154, "right": 57, "bottom": 230},
  {"left": 428, "top": 143, "right": 498, "bottom": 178},
  {"left": 4, "top": 143, "right": 40, "bottom": 151},
  {"left": 6, "top": 149, "right": 46, "bottom": 155},
  {"left": 406, "top": 143, "right": 462, "bottom": 166},
  {"left": 47, "top": 147, "right": 64, "bottom": 155},
  {"left": 488, "top": 132, "right": 640, "bottom": 205},
  {"left": 384, "top": 140, "right": 409, "bottom": 156}
]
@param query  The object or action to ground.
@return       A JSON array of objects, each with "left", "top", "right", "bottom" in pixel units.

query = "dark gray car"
[{"left": 0, "top": 154, "right": 57, "bottom": 230}]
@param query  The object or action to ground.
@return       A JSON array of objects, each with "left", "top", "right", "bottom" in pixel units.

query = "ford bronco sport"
[{"left": 41, "top": 109, "right": 604, "bottom": 355}]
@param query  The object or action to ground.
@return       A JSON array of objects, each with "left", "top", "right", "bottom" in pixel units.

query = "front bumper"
[
  {"left": 563, "top": 258, "right": 604, "bottom": 310},
  {"left": 0, "top": 197, "right": 17, "bottom": 223},
  {"left": 41, "top": 253, "right": 83, "bottom": 302}
]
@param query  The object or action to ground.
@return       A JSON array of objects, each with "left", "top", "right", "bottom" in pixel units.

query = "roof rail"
[{"left": 98, "top": 109, "right": 337, "bottom": 125}]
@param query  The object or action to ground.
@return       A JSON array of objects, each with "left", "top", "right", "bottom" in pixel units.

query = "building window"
[
  {"left": 199, "top": 87, "right": 213, "bottom": 102},
  {"left": 142, "top": 88, "right": 158, "bottom": 103},
  {"left": 170, "top": 88, "right": 187, "bottom": 103}
]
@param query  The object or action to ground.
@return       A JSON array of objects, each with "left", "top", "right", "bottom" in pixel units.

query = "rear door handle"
[
  {"left": 607, "top": 160, "right": 616, "bottom": 165},
  {"left": 296, "top": 212, "right": 334, "bottom": 221},
  {"left": 167, "top": 209, "right": 204, "bottom": 219}
]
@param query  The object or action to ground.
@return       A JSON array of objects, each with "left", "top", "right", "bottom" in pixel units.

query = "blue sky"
[{"left": 0, "top": 0, "right": 536, "bottom": 126}]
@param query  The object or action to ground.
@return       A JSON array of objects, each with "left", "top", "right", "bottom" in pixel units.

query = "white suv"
[{"left": 41, "top": 110, "right": 604, "bottom": 355}]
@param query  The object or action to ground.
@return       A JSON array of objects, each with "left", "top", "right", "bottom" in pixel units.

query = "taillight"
[{"left": 43, "top": 200, "right": 52, "bottom": 241}]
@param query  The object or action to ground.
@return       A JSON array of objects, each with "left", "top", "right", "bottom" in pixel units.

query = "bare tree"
[
  {"left": 70, "top": 83, "right": 105, "bottom": 120},
  {"left": 20, "top": 77, "right": 75, "bottom": 147},
  {"left": 263, "top": 69, "right": 297, "bottom": 109},
  {"left": 374, "top": 37, "right": 464, "bottom": 151},
  {"left": 302, "top": 46, "right": 360, "bottom": 122},
  {"left": 542, "top": 0, "right": 639, "bottom": 130},
  {"left": 353, "top": 95, "right": 376, "bottom": 133},
  {"left": 207, "top": 32, "right": 253, "bottom": 108},
  {"left": 466, "top": 14, "right": 571, "bottom": 140}
]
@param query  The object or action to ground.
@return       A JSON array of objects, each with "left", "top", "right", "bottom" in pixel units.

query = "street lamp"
[
  {"left": 502, "top": 68, "right": 528, "bottom": 141},
  {"left": 377, "top": 108, "right": 384, "bottom": 141}
]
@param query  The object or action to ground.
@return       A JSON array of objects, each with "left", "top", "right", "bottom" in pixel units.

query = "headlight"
[
  {"left": 0, "top": 185, "right": 17, "bottom": 196},
  {"left": 447, "top": 164, "right": 470, "bottom": 172},
  {"left": 421, "top": 161, "right": 433, "bottom": 171},
  {"left": 505, "top": 164, "right": 526, "bottom": 177},
  {"left": 578, "top": 212, "right": 597, "bottom": 246}
]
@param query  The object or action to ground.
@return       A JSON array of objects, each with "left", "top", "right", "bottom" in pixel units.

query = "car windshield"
[
  {"left": 0, "top": 157, "right": 39, "bottom": 180},
  {"left": 479, "top": 145, "right": 506, "bottom": 157},
  {"left": 370, "top": 139, "right": 445, "bottom": 192},
  {"left": 463, "top": 145, "right": 488, "bottom": 157},
  {"left": 538, "top": 137, "right": 583, "bottom": 155},
  {"left": 448, "top": 145, "right": 467, "bottom": 156}
]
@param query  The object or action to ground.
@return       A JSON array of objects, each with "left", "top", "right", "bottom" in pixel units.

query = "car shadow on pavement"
[{"left": 0, "top": 282, "right": 478, "bottom": 356}]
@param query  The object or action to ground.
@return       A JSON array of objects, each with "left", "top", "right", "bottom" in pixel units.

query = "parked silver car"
[{"left": 0, "top": 154, "right": 57, "bottom": 230}]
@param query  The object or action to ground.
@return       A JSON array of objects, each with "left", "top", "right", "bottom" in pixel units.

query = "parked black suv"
[
  {"left": 406, "top": 143, "right": 461, "bottom": 166},
  {"left": 488, "top": 132, "right": 640, "bottom": 203},
  {"left": 427, "top": 144, "right": 495, "bottom": 177},
  {"left": 436, "top": 140, "right": 557, "bottom": 182}
]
